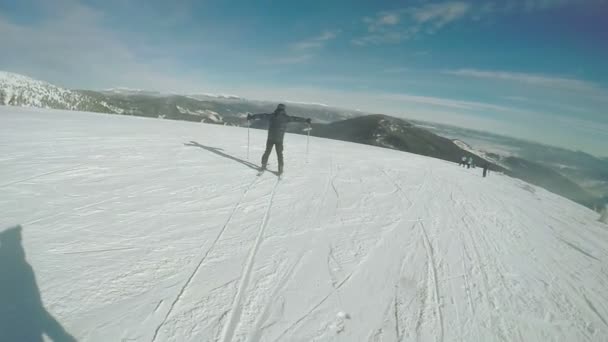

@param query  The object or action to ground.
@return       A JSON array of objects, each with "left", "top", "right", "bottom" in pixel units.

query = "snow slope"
[{"left": 1, "top": 106, "right": 608, "bottom": 342}]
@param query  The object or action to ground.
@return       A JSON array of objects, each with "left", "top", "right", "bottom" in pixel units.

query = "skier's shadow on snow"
[
  {"left": 0, "top": 225, "right": 77, "bottom": 342},
  {"left": 185, "top": 141, "right": 279, "bottom": 175}
]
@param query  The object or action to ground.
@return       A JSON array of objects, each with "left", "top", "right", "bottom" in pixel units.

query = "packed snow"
[{"left": 1, "top": 106, "right": 607, "bottom": 342}]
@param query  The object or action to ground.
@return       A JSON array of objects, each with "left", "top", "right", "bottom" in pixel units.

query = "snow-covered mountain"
[
  {"left": 0, "top": 71, "right": 87, "bottom": 109},
  {"left": 0, "top": 71, "right": 128, "bottom": 114},
  {"left": 2, "top": 106, "right": 607, "bottom": 341}
]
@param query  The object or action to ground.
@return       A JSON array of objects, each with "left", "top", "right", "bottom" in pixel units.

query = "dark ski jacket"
[{"left": 250, "top": 110, "right": 308, "bottom": 143}]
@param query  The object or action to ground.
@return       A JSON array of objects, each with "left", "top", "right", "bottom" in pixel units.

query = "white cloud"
[
  {"left": 291, "top": 30, "right": 339, "bottom": 50},
  {"left": 268, "top": 30, "right": 338, "bottom": 65},
  {"left": 0, "top": 0, "right": 210, "bottom": 92},
  {"left": 445, "top": 69, "right": 601, "bottom": 92},
  {"left": 376, "top": 92, "right": 517, "bottom": 112},
  {"left": 354, "top": 0, "right": 605, "bottom": 46},
  {"left": 554, "top": 116, "right": 608, "bottom": 137},
  {"left": 379, "top": 13, "right": 400, "bottom": 25},
  {"left": 352, "top": 31, "right": 411, "bottom": 45},
  {"left": 411, "top": 2, "right": 471, "bottom": 28},
  {"left": 355, "top": 2, "right": 470, "bottom": 46},
  {"left": 317, "top": 31, "right": 339, "bottom": 41}
]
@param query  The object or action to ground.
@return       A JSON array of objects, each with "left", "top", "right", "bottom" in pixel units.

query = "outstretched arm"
[
  {"left": 288, "top": 115, "right": 312, "bottom": 124},
  {"left": 247, "top": 113, "right": 271, "bottom": 120}
]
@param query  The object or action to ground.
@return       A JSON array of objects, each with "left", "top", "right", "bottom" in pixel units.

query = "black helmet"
[{"left": 276, "top": 103, "right": 286, "bottom": 111}]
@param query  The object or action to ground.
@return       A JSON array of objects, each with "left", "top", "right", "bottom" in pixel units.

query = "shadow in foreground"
[
  {"left": 184, "top": 141, "right": 279, "bottom": 176},
  {"left": 0, "top": 225, "right": 77, "bottom": 342}
]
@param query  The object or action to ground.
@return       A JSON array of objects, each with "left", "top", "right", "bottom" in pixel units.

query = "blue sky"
[{"left": 1, "top": 0, "right": 607, "bottom": 156}]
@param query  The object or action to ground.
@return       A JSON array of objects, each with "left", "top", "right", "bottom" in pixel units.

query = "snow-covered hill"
[
  {"left": 1, "top": 106, "right": 607, "bottom": 342},
  {"left": 0, "top": 71, "right": 125, "bottom": 114},
  {"left": 0, "top": 71, "right": 87, "bottom": 109}
]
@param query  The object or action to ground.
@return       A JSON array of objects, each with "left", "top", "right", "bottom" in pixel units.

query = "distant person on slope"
[
  {"left": 483, "top": 162, "right": 490, "bottom": 177},
  {"left": 467, "top": 157, "right": 473, "bottom": 169},
  {"left": 460, "top": 156, "right": 467, "bottom": 167},
  {"left": 247, "top": 104, "right": 311, "bottom": 175}
]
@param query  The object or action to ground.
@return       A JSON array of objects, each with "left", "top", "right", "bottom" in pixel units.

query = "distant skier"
[
  {"left": 247, "top": 104, "right": 311, "bottom": 175},
  {"left": 459, "top": 156, "right": 467, "bottom": 167},
  {"left": 483, "top": 163, "right": 490, "bottom": 177},
  {"left": 467, "top": 157, "right": 473, "bottom": 169}
]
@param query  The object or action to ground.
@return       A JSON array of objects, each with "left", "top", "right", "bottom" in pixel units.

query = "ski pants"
[{"left": 262, "top": 140, "right": 284, "bottom": 170}]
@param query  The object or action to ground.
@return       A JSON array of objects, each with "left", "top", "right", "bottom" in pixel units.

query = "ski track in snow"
[
  {"left": 220, "top": 178, "right": 280, "bottom": 342},
  {"left": 1, "top": 107, "right": 608, "bottom": 342},
  {"left": 0, "top": 162, "right": 88, "bottom": 188},
  {"left": 150, "top": 175, "right": 261, "bottom": 342},
  {"left": 419, "top": 220, "right": 444, "bottom": 342}
]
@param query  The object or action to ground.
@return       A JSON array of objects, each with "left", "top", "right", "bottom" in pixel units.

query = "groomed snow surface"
[{"left": 1, "top": 106, "right": 607, "bottom": 342}]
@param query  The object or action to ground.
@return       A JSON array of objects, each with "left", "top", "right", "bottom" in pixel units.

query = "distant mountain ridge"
[{"left": 0, "top": 71, "right": 359, "bottom": 124}]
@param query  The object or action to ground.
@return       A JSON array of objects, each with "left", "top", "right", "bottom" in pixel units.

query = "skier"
[
  {"left": 460, "top": 156, "right": 467, "bottom": 167},
  {"left": 483, "top": 162, "right": 490, "bottom": 177},
  {"left": 467, "top": 157, "right": 473, "bottom": 169},
  {"left": 247, "top": 104, "right": 311, "bottom": 175}
]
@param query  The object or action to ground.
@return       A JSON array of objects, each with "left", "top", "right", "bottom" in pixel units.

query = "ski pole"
[
  {"left": 247, "top": 119, "right": 250, "bottom": 160},
  {"left": 306, "top": 124, "right": 311, "bottom": 163}
]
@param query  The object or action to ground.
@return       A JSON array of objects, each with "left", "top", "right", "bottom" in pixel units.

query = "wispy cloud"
[
  {"left": 291, "top": 30, "right": 338, "bottom": 50},
  {"left": 379, "top": 13, "right": 400, "bottom": 25},
  {"left": 364, "top": 12, "right": 401, "bottom": 33},
  {"left": 445, "top": 69, "right": 601, "bottom": 92},
  {"left": 263, "top": 54, "right": 314, "bottom": 65},
  {"left": 411, "top": 2, "right": 471, "bottom": 29},
  {"left": 353, "top": 0, "right": 603, "bottom": 46},
  {"left": 352, "top": 31, "right": 410, "bottom": 46},
  {"left": 265, "top": 30, "right": 338, "bottom": 65},
  {"left": 354, "top": 2, "right": 471, "bottom": 46},
  {"left": 376, "top": 92, "right": 516, "bottom": 113},
  {"left": 0, "top": 0, "right": 210, "bottom": 92},
  {"left": 382, "top": 67, "right": 410, "bottom": 74}
]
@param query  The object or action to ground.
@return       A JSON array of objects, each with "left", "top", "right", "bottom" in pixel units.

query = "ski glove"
[
  {"left": 247, "top": 114, "right": 253, "bottom": 120},
  {"left": 306, "top": 118, "right": 312, "bottom": 124}
]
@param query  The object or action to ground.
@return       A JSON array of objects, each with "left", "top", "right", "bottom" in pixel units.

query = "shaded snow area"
[{"left": 2, "top": 106, "right": 608, "bottom": 342}]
